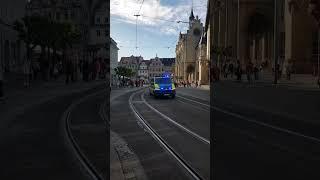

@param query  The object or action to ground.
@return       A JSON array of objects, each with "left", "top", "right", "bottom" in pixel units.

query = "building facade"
[
  {"left": 110, "top": 37, "right": 118, "bottom": 85},
  {"left": 88, "top": 2, "right": 108, "bottom": 61},
  {"left": 208, "top": 0, "right": 319, "bottom": 75},
  {"left": 175, "top": 10, "right": 204, "bottom": 81},
  {"left": 149, "top": 56, "right": 164, "bottom": 79},
  {"left": 119, "top": 55, "right": 143, "bottom": 78},
  {"left": 0, "top": 0, "right": 26, "bottom": 73},
  {"left": 160, "top": 58, "right": 175, "bottom": 76},
  {"left": 195, "top": 34, "right": 209, "bottom": 85},
  {"left": 138, "top": 60, "right": 149, "bottom": 82}
]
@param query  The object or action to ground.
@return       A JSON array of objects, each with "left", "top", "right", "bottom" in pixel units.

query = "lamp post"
[{"left": 273, "top": 0, "right": 279, "bottom": 84}]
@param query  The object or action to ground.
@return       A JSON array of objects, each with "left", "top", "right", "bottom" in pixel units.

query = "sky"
[{"left": 110, "top": 0, "right": 208, "bottom": 61}]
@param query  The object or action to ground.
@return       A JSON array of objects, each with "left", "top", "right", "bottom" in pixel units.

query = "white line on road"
[
  {"left": 176, "top": 95, "right": 210, "bottom": 108},
  {"left": 141, "top": 93, "right": 210, "bottom": 145},
  {"left": 178, "top": 94, "right": 320, "bottom": 144}
]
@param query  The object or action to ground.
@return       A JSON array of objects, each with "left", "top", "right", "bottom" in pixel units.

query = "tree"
[
  {"left": 13, "top": 16, "right": 46, "bottom": 62},
  {"left": 14, "top": 15, "right": 82, "bottom": 80},
  {"left": 115, "top": 66, "right": 131, "bottom": 81}
]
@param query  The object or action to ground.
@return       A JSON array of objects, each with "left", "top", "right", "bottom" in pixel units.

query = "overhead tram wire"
[
  {"left": 139, "top": 15, "right": 188, "bottom": 24},
  {"left": 133, "top": 0, "right": 145, "bottom": 54}
]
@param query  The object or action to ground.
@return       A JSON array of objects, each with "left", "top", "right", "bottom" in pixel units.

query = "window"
[
  {"left": 96, "top": 30, "right": 101, "bottom": 36},
  {"left": 65, "top": 12, "right": 68, "bottom": 20},
  {"left": 105, "top": 30, "right": 108, "bottom": 37},
  {"left": 105, "top": 17, "right": 108, "bottom": 24},
  {"left": 97, "top": 17, "right": 100, "bottom": 24}
]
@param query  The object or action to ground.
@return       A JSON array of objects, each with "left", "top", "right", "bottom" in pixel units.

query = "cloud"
[{"left": 111, "top": 0, "right": 207, "bottom": 35}]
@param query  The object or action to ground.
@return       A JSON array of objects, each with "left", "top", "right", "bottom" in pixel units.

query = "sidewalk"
[
  {"left": 220, "top": 72, "right": 319, "bottom": 90},
  {"left": 110, "top": 87, "right": 146, "bottom": 180},
  {"left": 0, "top": 73, "right": 106, "bottom": 125}
]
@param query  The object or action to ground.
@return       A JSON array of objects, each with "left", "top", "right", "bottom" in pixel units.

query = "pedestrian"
[
  {"left": 53, "top": 63, "right": 59, "bottom": 80},
  {"left": 275, "top": 63, "right": 280, "bottom": 81},
  {"left": 0, "top": 64, "right": 4, "bottom": 101},
  {"left": 228, "top": 63, "right": 234, "bottom": 78},
  {"left": 254, "top": 64, "right": 259, "bottom": 80},
  {"left": 23, "top": 59, "right": 31, "bottom": 87},
  {"left": 223, "top": 63, "right": 228, "bottom": 78},
  {"left": 259, "top": 64, "right": 263, "bottom": 80},
  {"left": 65, "top": 59, "right": 73, "bottom": 84},
  {"left": 286, "top": 62, "right": 292, "bottom": 80}
]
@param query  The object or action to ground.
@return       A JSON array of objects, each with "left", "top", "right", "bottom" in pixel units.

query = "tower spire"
[{"left": 189, "top": 0, "right": 195, "bottom": 22}]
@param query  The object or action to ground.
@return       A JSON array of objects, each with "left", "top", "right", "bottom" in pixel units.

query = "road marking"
[
  {"left": 178, "top": 94, "right": 320, "bottom": 144},
  {"left": 129, "top": 91, "right": 203, "bottom": 180},
  {"left": 176, "top": 99, "right": 210, "bottom": 112},
  {"left": 176, "top": 95, "right": 210, "bottom": 108},
  {"left": 142, "top": 93, "right": 210, "bottom": 145}
]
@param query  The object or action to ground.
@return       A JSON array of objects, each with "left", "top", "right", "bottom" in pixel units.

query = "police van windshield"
[{"left": 155, "top": 78, "right": 172, "bottom": 84}]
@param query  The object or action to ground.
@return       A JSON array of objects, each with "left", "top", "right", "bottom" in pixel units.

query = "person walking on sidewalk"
[{"left": 0, "top": 64, "right": 4, "bottom": 101}]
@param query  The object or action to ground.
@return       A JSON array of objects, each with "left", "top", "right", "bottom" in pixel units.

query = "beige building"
[
  {"left": 195, "top": 34, "right": 209, "bottom": 85},
  {"left": 175, "top": 10, "right": 204, "bottom": 81},
  {"left": 149, "top": 56, "right": 163, "bottom": 79},
  {"left": 208, "top": 0, "right": 319, "bottom": 75}
]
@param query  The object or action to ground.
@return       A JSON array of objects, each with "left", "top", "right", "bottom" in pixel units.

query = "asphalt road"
[
  {"left": 0, "top": 85, "right": 106, "bottom": 180},
  {"left": 111, "top": 88, "right": 210, "bottom": 180},
  {"left": 212, "top": 81, "right": 320, "bottom": 180}
]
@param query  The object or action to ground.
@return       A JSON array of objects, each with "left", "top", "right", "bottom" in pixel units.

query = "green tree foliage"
[{"left": 114, "top": 66, "right": 134, "bottom": 80}]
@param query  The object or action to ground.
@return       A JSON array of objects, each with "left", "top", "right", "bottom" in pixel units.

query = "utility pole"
[
  {"left": 273, "top": 0, "right": 279, "bottom": 84},
  {"left": 134, "top": 14, "right": 140, "bottom": 54}
]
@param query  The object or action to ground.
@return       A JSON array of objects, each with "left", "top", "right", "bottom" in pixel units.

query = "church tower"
[{"left": 189, "top": 8, "right": 195, "bottom": 28}]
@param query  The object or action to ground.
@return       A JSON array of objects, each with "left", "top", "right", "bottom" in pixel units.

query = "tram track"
[
  {"left": 129, "top": 89, "right": 210, "bottom": 180},
  {"left": 61, "top": 90, "right": 106, "bottom": 180}
]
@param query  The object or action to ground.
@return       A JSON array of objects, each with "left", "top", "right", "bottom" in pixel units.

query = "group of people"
[
  {"left": 81, "top": 58, "right": 107, "bottom": 83},
  {"left": 221, "top": 60, "right": 265, "bottom": 83},
  {"left": 21, "top": 56, "right": 108, "bottom": 87},
  {"left": 174, "top": 80, "right": 200, "bottom": 88},
  {"left": 117, "top": 79, "right": 145, "bottom": 88}
]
